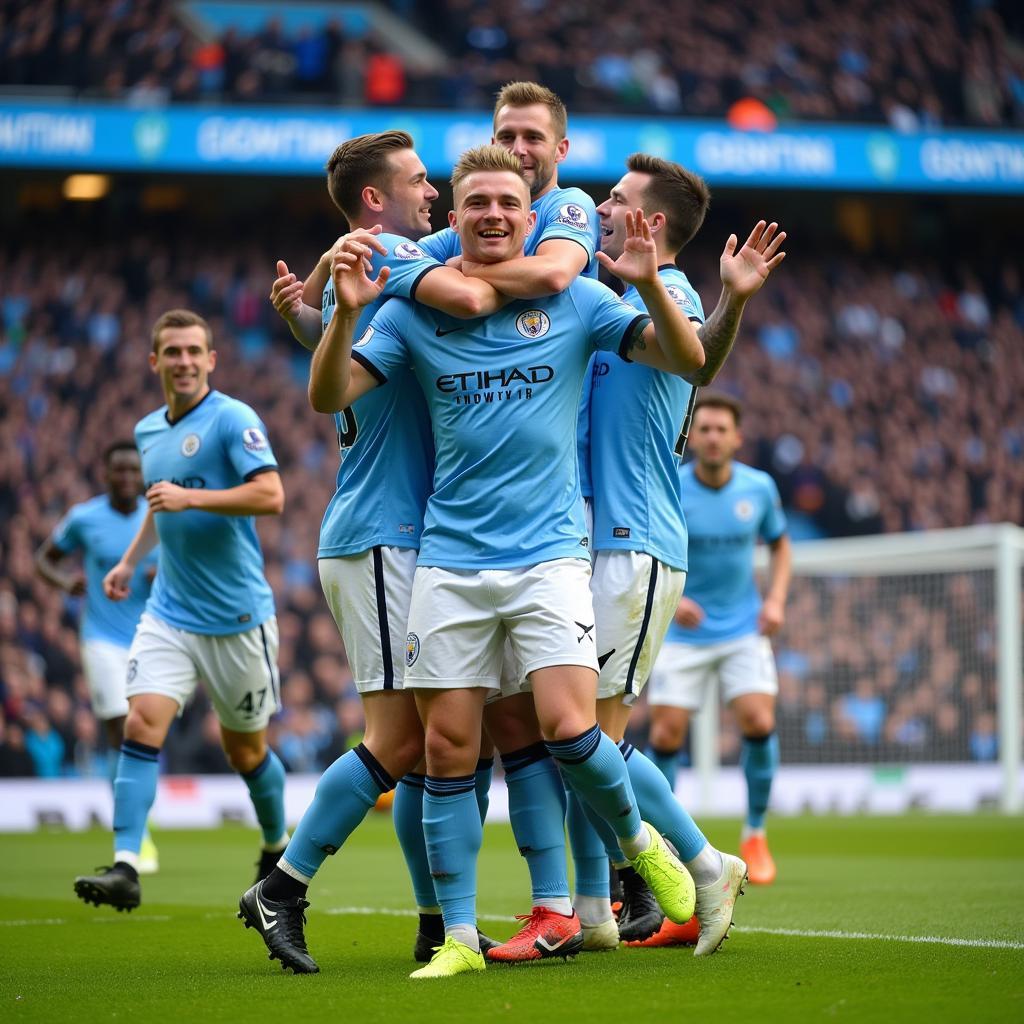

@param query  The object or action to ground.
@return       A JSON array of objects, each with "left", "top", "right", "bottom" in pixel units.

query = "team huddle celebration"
[{"left": 57, "top": 80, "right": 789, "bottom": 980}]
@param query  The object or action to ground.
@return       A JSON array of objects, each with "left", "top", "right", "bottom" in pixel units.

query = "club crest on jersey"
[
  {"left": 242, "top": 427, "right": 268, "bottom": 452},
  {"left": 734, "top": 498, "right": 755, "bottom": 521},
  {"left": 354, "top": 326, "right": 374, "bottom": 349},
  {"left": 555, "top": 203, "right": 589, "bottom": 230},
  {"left": 393, "top": 241, "right": 425, "bottom": 260},
  {"left": 665, "top": 284, "right": 699, "bottom": 317},
  {"left": 406, "top": 632, "right": 420, "bottom": 667},
  {"left": 180, "top": 433, "right": 201, "bottom": 457},
  {"left": 516, "top": 310, "right": 551, "bottom": 339}
]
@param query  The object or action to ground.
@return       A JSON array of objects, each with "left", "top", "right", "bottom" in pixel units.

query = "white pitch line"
[
  {"left": 733, "top": 925, "right": 1024, "bottom": 950},
  {"left": 4, "top": 909, "right": 1022, "bottom": 951}
]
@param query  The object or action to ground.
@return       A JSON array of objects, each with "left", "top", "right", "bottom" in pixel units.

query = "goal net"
[{"left": 676, "top": 524, "right": 1023, "bottom": 814}]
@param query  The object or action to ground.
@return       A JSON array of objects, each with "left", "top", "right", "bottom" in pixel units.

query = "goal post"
[{"left": 685, "top": 523, "right": 1024, "bottom": 815}]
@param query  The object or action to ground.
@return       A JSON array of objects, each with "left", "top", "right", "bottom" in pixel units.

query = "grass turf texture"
[{"left": 1, "top": 815, "right": 1021, "bottom": 1022}]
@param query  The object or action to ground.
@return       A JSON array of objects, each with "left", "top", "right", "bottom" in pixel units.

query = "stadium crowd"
[
  {"left": 1, "top": 0, "right": 1022, "bottom": 127},
  {"left": 0, "top": 213, "right": 1017, "bottom": 777}
]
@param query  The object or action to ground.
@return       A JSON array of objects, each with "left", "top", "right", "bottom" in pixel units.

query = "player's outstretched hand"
[
  {"left": 103, "top": 561, "right": 133, "bottom": 602},
  {"left": 596, "top": 208, "right": 658, "bottom": 286},
  {"left": 674, "top": 596, "right": 705, "bottom": 628},
  {"left": 720, "top": 221, "right": 786, "bottom": 301},
  {"left": 146, "top": 481, "right": 191, "bottom": 513},
  {"left": 321, "top": 226, "right": 387, "bottom": 274},
  {"left": 270, "top": 261, "right": 305, "bottom": 324},
  {"left": 758, "top": 596, "right": 785, "bottom": 635},
  {"left": 331, "top": 247, "right": 390, "bottom": 313}
]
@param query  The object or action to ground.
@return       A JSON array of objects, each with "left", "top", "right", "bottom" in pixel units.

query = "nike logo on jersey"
[
  {"left": 597, "top": 649, "right": 616, "bottom": 669},
  {"left": 256, "top": 896, "right": 278, "bottom": 931},
  {"left": 575, "top": 621, "right": 595, "bottom": 644},
  {"left": 435, "top": 326, "right": 462, "bottom": 337}
]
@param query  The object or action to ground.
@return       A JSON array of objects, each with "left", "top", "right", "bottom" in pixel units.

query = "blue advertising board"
[{"left": 1, "top": 102, "right": 1022, "bottom": 193}]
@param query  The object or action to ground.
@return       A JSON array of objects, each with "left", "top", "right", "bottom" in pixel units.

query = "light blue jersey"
[
  {"left": 318, "top": 232, "right": 437, "bottom": 557},
  {"left": 354, "top": 277, "right": 650, "bottom": 569},
  {"left": 590, "top": 265, "right": 705, "bottom": 571},
  {"left": 50, "top": 495, "right": 158, "bottom": 647},
  {"left": 666, "top": 461, "right": 787, "bottom": 645},
  {"left": 420, "top": 185, "right": 600, "bottom": 497},
  {"left": 135, "top": 391, "right": 277, "bottom": 635}
]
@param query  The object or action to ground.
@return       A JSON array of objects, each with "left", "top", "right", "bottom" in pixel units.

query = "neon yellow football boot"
[{"left": 409, "top": 936, "right": 486, "bottom": 979}]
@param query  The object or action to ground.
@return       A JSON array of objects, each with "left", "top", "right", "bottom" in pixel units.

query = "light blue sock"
[
  {"left": 393, "top": 774, "right": 438, "bottom": 910},
  {"left": 645, "top": 745, "right": 681, "bottom": 788},
  {"left": 423, "top": 777, "right": 481, "bottom": 929},
  {"left": 502, "top": 745, "right": 569, "bottom": 903},
  {"left": 112, "top": 740, "right": 159, "bottom": 858},
  {"left": 565, "top": 788, "right": 613, "bottom": 897},
  {"left": 241, "top": 749, "right": 289, "bottom": 847},
  {"left": 547, "top": 726, "right": 642, "bottom": 843},
  {"left": 621, "top": 741, "right": 707, "bottom": 861},
  {"left": 106, "top": 748, "right": 119, "bottom": 790},
  {"left": 741, "top": 732, "right": 779, "bottom": 829},
  {"left": 474, "top": 757, "right": 493, "bottom": 823},
  {"left": 281, "top": 745, "right": 392, "bottom": 878}
]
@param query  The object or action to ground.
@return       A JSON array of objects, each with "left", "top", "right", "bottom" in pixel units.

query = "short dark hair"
[
  {"left": 104, "top": 441, "right": 138, "bottom": 465},
  {"left": 151, "top": 309, "right": 212, "bottom": 353},
  {"left": 626, "top": 153, "right": 710, "bottom": 252},
  {"left": 325, "top": 130, "right": 415, "bottom": 223},
  {"left": 694, "top": 391, "right": 742, "bottom": 426}
]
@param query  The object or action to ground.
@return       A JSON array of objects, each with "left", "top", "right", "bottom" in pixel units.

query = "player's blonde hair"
[
  {"left": 626, "top": 153, "right": 711, "bottom": 252},
  {"left": 493, "top": 81, "right": 567, "bottom": 140},
  {"left": 451, "top": 145, "right": 530, "bottom": 199},
  {"left": 326, "top": 130, "right": 415, "bottom": 223},
  {"left": 151, "top": 309, "right": 212, "bottom": 353}
]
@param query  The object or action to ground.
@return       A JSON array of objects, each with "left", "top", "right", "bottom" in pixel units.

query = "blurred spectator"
[
  {"left": 22, "top": 701, "right": 65, "bottom": 777},
  {"left": 0, "top": 712, "right": 36, "bottom": 776},
  {"left": 0, "top": 1, "right": 1022, "bottom": 126}
]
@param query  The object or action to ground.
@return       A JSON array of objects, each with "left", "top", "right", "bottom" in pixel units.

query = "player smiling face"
[
  {"left": 106, "top": 448, "right": 143, "bottom": 504},
  {"left": 597, "top": 171, "right": 662, "bottom": 260},
  {"left": 150, "top": 324, "right": 217, "bottom": 410},
  {"left": 492, "top": 102, "right": 569, "bottom": 199},
  {"left": 450, "top": 170, "right": 536, "bottom": 264},
  {"left": 380, "top": 147, "right": 439, "bottom": 238}
]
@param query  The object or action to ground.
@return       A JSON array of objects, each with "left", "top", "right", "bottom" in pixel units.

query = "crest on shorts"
[
  {"left": 734, "top": 498, "right": 755, "bottom": 521},
  {"left": 516, "top": 309, "right": 551, "bottom": 339},
  {"left": 181, "top": 433, "right": 201, "bottom": 457},
  {"left": 406, "top": 632, "right": 420, "bottom": 667}
]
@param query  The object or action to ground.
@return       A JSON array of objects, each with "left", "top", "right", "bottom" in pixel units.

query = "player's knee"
[
  {"left": 423, "top": 725, "right": 476, "bottom": 776},
  {"left": 740, "top": 712, "right": 775, "bottom": 740},
  {"left": 124, "top": 706, "right": 162, "bottom": 746},
  {"left": 650, "top": 717, "right": 686, "bottom": 751},
  {"left": 539, "top": 712, "right": 596, "bottom": 745},
  {"left": 224, "top": 741, "right": 266, "bottom": 775}
]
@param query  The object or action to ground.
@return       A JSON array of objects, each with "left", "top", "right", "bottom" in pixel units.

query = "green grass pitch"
[{"left": 1, "top": 814, "right": 1021, "bottom": 1022}]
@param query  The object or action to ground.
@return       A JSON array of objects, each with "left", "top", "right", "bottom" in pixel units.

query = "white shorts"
[
  {"left": 319, "top": 546, "right": 417, "bottom": 693},
  {"left": 80, "top": 638, "right": 131, "bottom": 720},
  {"left": 405, "top": 557, "right": 599, "bottom": 690},
  {"left": 647, "top": 632, "right": 779, "bottom": 710},
  {"left": 126, "top": 612, "right": 281, "bottom": 732},
  {"left": 591, "top": 551, "right": 686, "bottom": 703}
]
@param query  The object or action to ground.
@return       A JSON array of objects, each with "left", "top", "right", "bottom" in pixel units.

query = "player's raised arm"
[
  {"left": 270, "top": 260, "right": 323, "bottom": 351},
  {"left": 103, "top": 507, "right": 158, "bottom": 601},
  {"left": 34, "top": 537, "right": 86, "bottom": 596},
  {"left": 308, "top": 249, "right": 389, "bottom": 413},
  {"left": 598, "top": 209, "right": 704, "bottom": 376},
  {"left": 690, "top": 220, "right": 787, "bottom": 386}
]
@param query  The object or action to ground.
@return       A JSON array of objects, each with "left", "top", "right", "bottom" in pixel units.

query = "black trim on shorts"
[
  {"left": 624, "top": 559, "right": 659, "bottom": 697},
  {"left": 352, "top": 350, "right": 387, "bottom": 385},
  {"left": 617, "top": 314, "right": 653, "bottom": 363},
  {"left": 372, "top": 545, "right": 394, "bottom": 690},
  {"left": 259, "top": 623, "right": 279, "bottom": 708}
]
